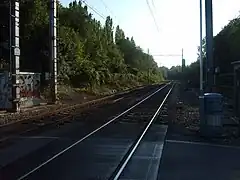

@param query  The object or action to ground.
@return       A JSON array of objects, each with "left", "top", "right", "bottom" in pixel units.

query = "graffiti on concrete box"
[
  {"left": 0, "top": 72, "right": 41, "bottom": 109},
  {"left": 18, "top": 73, "right": 41, "bottom": 98}
]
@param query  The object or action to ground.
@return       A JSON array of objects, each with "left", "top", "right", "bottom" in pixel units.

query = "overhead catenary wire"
[
  {"left": 152, "top": 54, "right": 182, "bottom": 57},
  {"left": 146, "top": 0, "right": 160, "bottom": 32},
  {"left": 82, "top": 0, "right": 106, "bottom": 20},
  {"left": 151, "top": 0, "right": 156, "bottom": 11},
  {"left": 99, "top": 0, "right": 121, "bottom": 27},
  {"left": 99, "top": 0, "right": 116, "bottom": 19},
  {"left": 146, "top": 0, "right": 184, "bottom": 64}
]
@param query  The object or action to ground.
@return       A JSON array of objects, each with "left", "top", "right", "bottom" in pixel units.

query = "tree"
[
  {"left": 0, "top": 0, "right": 10, "bottom": 68},
  {"left": 115, "top": 25, "right": 125, "bottom": 44},
  {"left": 14, "top": 0, "right": 164, "bottom": 90},
  {"left": 167, "top": 14, "right": 240, "bottom": 89}
]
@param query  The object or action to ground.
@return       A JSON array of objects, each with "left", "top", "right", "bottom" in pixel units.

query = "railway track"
[
  {"left": 111, "top": 85, "right": 173, "bottom": 180},
  {"left": 0, "top": 83, "right": 173, "bottom": 180},
  {"left": 0, "top": 85, "right": 148, "bottom": 128},
  {"left": 0, "top": 85, "right": 160, "bottom": 143}
]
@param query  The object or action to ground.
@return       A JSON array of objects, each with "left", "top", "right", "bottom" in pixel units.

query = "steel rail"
[
  {"left": 17, "top": 83, "right": 170, "bottom": 180},
  {"left": 113, "top": 84, "right": 174, "bottom": 180},
  {"left": 0, "top": 85, "right": 153, "bottom": 143},
  {"left": 0, "top": 85, "right": 146, "bottom": 128}
]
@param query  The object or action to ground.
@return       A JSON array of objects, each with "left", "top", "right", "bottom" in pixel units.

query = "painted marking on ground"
[
  {"left": 112, "top": 97, "right": 124, "bottom": 103},
  {"left": 166, "top": 139, "right": 240, "bottom": 150},
  {"left": 16, "top": 136, "right": 61, "bottom": 139}
]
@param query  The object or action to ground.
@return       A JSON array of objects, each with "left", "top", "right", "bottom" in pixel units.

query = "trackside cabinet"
[{"left": 204, "top": 93, "right": 223, "bottom": 136}]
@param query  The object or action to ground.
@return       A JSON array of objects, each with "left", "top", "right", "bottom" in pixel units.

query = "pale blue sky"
[{"left": 61, "top": 0, "right": 240, "bottom": 68}]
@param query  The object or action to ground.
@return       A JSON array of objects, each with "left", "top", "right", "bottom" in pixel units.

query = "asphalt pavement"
[
  {"left": 158, "top": 134, "right": 240, "bottom": 180},
  {"left": 2, "top": 83, "right": 238, "bottom": 180}
]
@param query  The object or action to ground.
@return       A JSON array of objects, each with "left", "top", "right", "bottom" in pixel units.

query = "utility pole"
[
  {"left": 49, "top": 0, "right": 57, "bottom": 103},
  {"left": 11, "top": 0, "right": 20, "bottom": 112},
  {"left": 9, "top": 0, "right": 12, "bottom": 75},
  {"left": 205, "top": 0, "right": 214, "bottom": 92},
  {"left": 181, "top": 48, "right": 183, "bottom": 61},
  {"left": 181, "top": 48, "right": 185, "bottom": 72},
  {"left": 199, "top": 0, "right": 205, "bottom": 132},
  {"left": 199, "top": 0, "right": 203, "bottom": 94},
  {"left": 148, "top": 48, "right": 150, "bottom": 84}
]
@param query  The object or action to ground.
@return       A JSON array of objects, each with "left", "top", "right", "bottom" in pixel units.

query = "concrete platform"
[
  {"left": 158, "top": 138, "right": 240, "bottom": 180},
  {"left": 119, "top": 125, "right": 168, "bottom": 180}
]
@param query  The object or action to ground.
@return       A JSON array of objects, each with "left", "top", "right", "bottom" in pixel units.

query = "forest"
[{"left": 0, "top": 0, "right": 164, "bottom": 93}]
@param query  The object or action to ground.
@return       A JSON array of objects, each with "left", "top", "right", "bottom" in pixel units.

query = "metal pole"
[
  {"left": 9, "top": 0, "right": 12, "bottom": 75},
  {"left": 199, "top": 0, "right": 205, "bottom": 133},
  {"left": 205, "top": 0, "right": 214, "bottom": 92},
  {"left": 181, "top": 48, "right": 185, "bottom": 72},
  {"left": 11, "top": 0, "right": 20, "bottom": 112},
  {"left": 200, "top": 0, "right": 203, "bottom": 92},
  {"left": 182, "top": 48, "right": 183, "bottom": 61},
  {"left": 49, "top": 0, "right": 57, "bottom": 103},
  {"left": 148, "top": 48, "right": 150, "bottom": 84},
  {"left": 182, "top": 48, "right": 183, "bottom": 72}
]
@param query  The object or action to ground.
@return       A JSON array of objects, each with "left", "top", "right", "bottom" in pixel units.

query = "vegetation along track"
[
  {"left": 0, "top": 82, "right": 173, "bottom": 180},
  {"left": 0, "top": 85, "right": 151, "bottom": 127},
  {"left": 0, "top": 84, "right": 164, "bottom": 144}
]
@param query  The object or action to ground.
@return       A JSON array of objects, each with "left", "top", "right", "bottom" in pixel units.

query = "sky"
[{"left": 61, "top": 0, "right": 240, "bottom": 68}]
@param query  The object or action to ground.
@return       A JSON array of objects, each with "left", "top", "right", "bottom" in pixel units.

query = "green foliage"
[
  {"left": 214, "top": 16, "right": 240, "bottom": 73},
  {"left": 0, "top": 1, "right": 10, "bottom": 65},
  {"left": 19, "top": 0, "right": 49, "bottom": 72},
  {"left": 168, "top": 15, "right": 240, "bottom": 88},
  {"left": 1, "top": 0, "right": 164, "bottom": 90}
]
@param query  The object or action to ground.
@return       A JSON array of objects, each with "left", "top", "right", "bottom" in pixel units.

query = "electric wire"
[
  {"left": 146, "top": 0, "right": 160, "bottom": 32},
  {"left": 82, "top": 0, "right": 106, "bottom": 20}
]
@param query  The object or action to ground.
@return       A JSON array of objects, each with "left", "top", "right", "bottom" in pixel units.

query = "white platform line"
[
  {"left": 16, "top": 136, "right": 61, "bottom": 139},
  {"left": 145, "top": 144, "right": 159, "bottom": 179},
  {"left": 166, "top": 139, "right": 240, "bottom": 150},
  {"left": 112, "top": 97, "right": 124, "bottom": 103}
]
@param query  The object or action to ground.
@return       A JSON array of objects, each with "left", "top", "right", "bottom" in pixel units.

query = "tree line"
[
  {"left": 168, "top": 14, "right": 240, "bottom": 89},
  {"left": 0, "top": 0, "right": 164, "bottom": 90}
]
